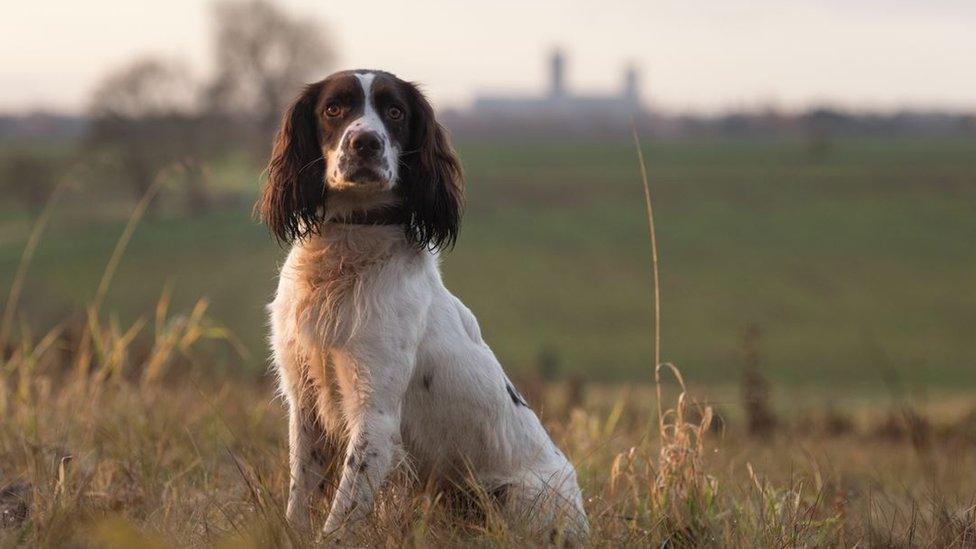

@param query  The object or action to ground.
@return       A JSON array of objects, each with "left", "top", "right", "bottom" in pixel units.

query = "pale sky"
[{"left": 2, "top": 0, "right": 974, "bottom": 114}]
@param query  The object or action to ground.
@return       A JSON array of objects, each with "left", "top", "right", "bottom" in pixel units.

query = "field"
[
  {"left": 1, "top": 137, "right": 974, "bottom": 388},
  {"left": 1, "top": 136, "right": 975, "bottom": 546}
]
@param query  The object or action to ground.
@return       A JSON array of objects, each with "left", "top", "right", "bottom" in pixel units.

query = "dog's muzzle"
[{"left": 339, "top": 130, "right": 387, "bottom": 184}]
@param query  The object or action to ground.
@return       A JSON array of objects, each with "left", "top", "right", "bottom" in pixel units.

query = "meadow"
[
  {"left": 1, "top": 135, "right": 975, "bottom": 546},
  {"left": 1, "top": 295, "right": 975, "bottom": 546},
  {"left": 1, "top": 137, "right": 973, "bottom": 388}
]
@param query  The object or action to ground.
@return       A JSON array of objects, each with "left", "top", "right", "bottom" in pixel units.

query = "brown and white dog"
[{"left": 256, "top": 70, "right": 587, "bottom": 540}]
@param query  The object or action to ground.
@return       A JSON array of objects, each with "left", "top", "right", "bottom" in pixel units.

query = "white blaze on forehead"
[
  {"left": 355, "top": 72, "right": 376, "bottom": 108},
  {"left": 350, "top": 72, "right": 382, "bottom": 138}
]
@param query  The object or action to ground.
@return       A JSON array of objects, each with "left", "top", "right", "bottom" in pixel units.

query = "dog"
[{"left": 256, "top": 70, "right": 588, "bottom": 540}]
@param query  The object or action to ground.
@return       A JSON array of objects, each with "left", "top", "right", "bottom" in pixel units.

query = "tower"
[
  {"left": 549, "top": 49, "right": 565, "bottom": 99},
  {"left": 623, "top": 64, "right": 639, "bottom": 101}
]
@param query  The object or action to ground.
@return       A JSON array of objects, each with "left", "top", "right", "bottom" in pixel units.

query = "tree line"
[{"left": 3, "top": 0, "right": 334, "bottom": 215}]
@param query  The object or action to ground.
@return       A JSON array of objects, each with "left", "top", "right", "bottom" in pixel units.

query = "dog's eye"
[
  {"left": 387, "top": 106, "right": 403, "bottom": 120},
  {"left": 325, "top": 103, "right": 342, "bottom": 117}
]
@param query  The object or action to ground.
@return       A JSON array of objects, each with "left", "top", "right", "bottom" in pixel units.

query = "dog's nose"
[{"left": 348, "top": 131, "right": 382, "bottom": 159}]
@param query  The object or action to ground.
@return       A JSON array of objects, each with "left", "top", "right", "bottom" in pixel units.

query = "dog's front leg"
[
  {"left": 321, "top": 349, "right": 414, "bottom": 538},
  {"left": 284, "top": 400, "right": 331, "bottom": 532}
]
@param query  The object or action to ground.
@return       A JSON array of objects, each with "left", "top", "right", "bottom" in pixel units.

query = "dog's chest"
[
  {"left": 280, "top": 232, "right": 396, "bottom": 342},
  {"left": 269, "top": 231, "right": 401, "bottom": 431}
]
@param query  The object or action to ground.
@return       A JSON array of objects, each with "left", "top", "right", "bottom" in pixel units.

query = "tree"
[
  {"left": 206, "top": 0, "right": 335, "bottom": 145},
  {"left": 89, "top": 58, "right": 196, "bottom": 121},
  {"left": 87, "top": 58, "right": 205, "bottom": 208}
]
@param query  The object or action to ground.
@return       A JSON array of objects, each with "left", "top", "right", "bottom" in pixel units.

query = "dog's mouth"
[
  {"left": 343, "top": 165, "right": 386, "bottom": 184},
  {"left": 330, "top": 152, "right": 394, "bottom": 190}
]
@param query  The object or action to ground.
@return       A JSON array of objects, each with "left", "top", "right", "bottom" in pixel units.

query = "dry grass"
[
  {"left": 2, "top": 155, "right": 975, "bottom": 547},
  {"left": 3, "top": 343, "right": 976, "bottom": 547}
]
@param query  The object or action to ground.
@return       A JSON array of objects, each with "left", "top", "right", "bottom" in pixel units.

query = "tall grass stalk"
[
  {"left": 630, "top": 124, "right": 678, "bottom": 442},
  {"left": 630, "top": 125, "right": 661, "bottom": 372},
  {"left": 0, "top": 179, "right": 69, "bottom": 352},
  {"left": 74, "top": 166, "right": 173, "bottom": 384},
  {"left": 91, "top": 166, "right": 175, "bottom": 314},
  {"left": 626, "top": 124, "right": 719, "bottom": 541}
]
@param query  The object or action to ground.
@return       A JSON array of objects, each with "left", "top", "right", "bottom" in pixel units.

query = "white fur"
[{"left": 269, "top": 225, "right": 588, "bottom": 540}]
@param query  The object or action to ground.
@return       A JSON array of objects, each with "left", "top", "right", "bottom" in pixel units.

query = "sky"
[{"left": 2, "top": 0, "right": 974, "bottom": 114}]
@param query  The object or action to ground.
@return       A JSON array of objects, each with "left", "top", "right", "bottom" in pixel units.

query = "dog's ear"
[
  {"left": 399, "top": 82, "right": 464, "bottom": 251},
  {"left": 256, "top": 82, "right": 326, "bottom": 244}
]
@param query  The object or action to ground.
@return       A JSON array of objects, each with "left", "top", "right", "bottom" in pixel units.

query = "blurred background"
[{"left": 1, "top": 0, "right": 973, "bottom": 399}]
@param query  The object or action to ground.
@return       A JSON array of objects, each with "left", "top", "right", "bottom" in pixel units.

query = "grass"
[
  {"left": 1, "top": 137, "right": 975, "bottom": 546},
  {"left": 3, "top": 325, "right": 976, "bottom": 546},
  {"left": 2, "top": 137, "right": 974, "bottom": 389}
]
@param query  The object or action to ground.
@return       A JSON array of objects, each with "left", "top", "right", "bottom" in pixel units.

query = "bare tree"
[
  {"left": 82, "top": 2, "right": 334, "bottom": 211},
  {"left": 87, "top": 58, "right": 206, "bottom": 209},
  {"left": 206, "top": 0, "right": 336, "bottom": 144},
  {"left": 89, "top": 58, "right": 197, "bottom": 120}
]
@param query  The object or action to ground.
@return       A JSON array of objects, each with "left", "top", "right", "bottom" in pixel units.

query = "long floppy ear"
[
  {"left": 255, "top": 82, "right": 326, "bottom": 244},
  {"left": 399, "top": 82, "right": 464, "bottom": 251}
]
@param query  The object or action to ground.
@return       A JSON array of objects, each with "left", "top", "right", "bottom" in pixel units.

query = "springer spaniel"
[{"left": 257, "top": 70, "right": 588, "bottom": 540}]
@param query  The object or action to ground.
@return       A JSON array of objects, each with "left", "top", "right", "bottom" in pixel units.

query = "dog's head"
[{"left": 256, "top": 70, "right": 463, "bottom": 250}]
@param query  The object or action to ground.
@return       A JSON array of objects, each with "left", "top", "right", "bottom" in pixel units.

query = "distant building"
[
  {"left": 440, "top": 49, "right": 976, "bottom": 139},
  {"left": 469, "top": 49, "right": 646, "bottom": 124}
]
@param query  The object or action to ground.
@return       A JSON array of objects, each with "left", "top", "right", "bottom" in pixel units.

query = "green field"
[{"left": 1, "top": 137, "right": 973, "bottom": 388}]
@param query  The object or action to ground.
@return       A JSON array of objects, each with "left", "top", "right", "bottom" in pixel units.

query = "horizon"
[{"left": 2, "top": 0, "right": 976, "bottom": 116}]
